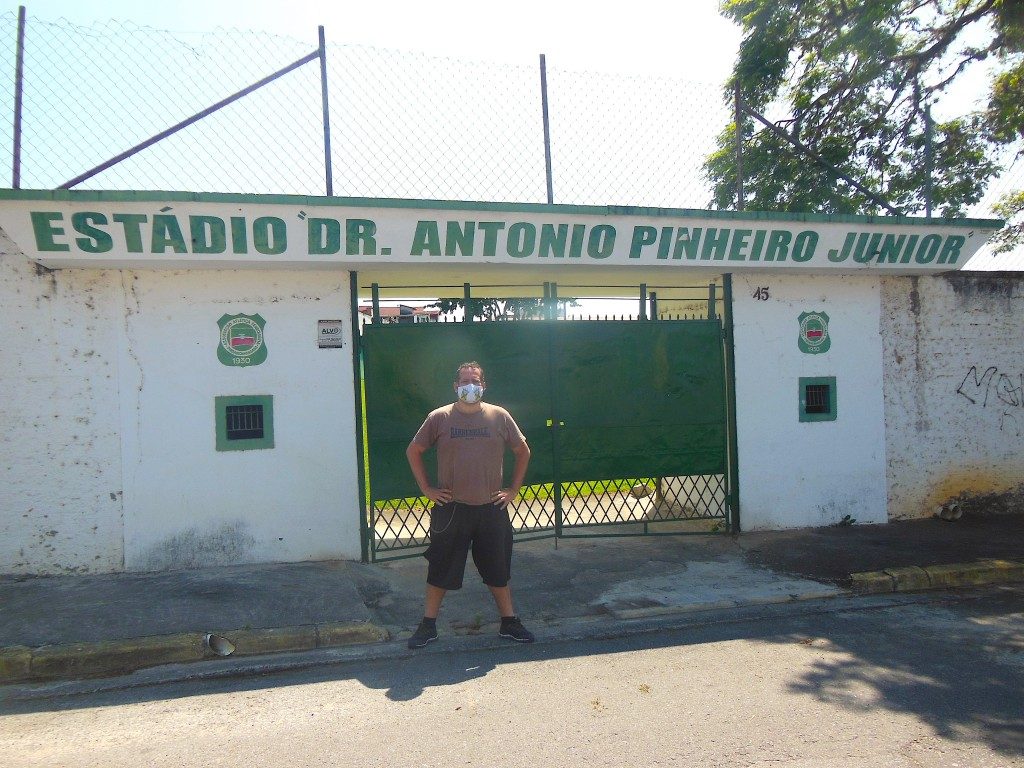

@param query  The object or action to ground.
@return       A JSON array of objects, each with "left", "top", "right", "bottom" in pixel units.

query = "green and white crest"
[
  {"left": 798, "top": 311, "right": 830, "bottom": 354},
  {"left": 217, "top": 313, "right": 267, "bottom": 367}
]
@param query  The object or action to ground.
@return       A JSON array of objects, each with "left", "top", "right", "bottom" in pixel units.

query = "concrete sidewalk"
[{"left": 2, "top": 515, "right": 1024, "bottom": 685}]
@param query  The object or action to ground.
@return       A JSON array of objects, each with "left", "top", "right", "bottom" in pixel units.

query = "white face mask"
[{"left": 456, "top": 383, "right": 485, "bottom": 404}]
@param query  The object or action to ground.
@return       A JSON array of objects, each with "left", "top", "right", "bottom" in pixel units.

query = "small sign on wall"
[
  {"left": 798, "top": 311, "right": 831, "bottom": 354},
  {"left": 318, "top": 319, "right": 345, "bottom": 348}
]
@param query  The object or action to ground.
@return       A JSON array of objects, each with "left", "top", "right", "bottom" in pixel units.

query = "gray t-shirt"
[{"left": 412, "top": 402, "right": 527, "bottom": 505}]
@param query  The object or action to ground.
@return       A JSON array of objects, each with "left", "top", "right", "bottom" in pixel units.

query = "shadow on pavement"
[{"left": 4, "top": 586, "right": 1022, "bottom": 759}]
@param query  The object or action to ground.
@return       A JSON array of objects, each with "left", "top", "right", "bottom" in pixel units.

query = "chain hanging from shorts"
[{"left": 429, "top": 502, "right": 458, "bottom": 534}]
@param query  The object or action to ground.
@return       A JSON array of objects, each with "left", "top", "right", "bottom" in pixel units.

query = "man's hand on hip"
[
  {"left": 423, "top": 486, "right": 452, "bottom": 505},
  {"left": 491, "top": 488, "right": 520, "bottom": 508}
]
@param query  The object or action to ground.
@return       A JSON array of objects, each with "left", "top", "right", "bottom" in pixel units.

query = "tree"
[
  {"left": 707, "top": 0, "right": 1024, "bottom": 231},
  {"left": 430, "top": 297, "right": 580, "bottom": 321}
]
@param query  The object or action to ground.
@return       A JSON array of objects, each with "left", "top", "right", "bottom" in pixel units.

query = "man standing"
[{"left": 405, "top": 361, "right": 533, "bottom": 648}]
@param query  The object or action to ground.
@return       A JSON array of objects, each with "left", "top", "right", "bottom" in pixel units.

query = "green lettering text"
[
  {"left": 189, "top": 215, "right": 226, "bottom": 255},
  {"left": 253, "top": 216, "right": 286, "bottom": 255},
  {"left": 629, "top": 226, "right": 657, "bottom": 259},
  {"left": 30, "top": 212, "right": 69, "bottom": 252},
  {"left": 72, "top": 212, "right": 112, "bottom": 253},
  {"left": 308, "top": 218, "right": 340, "bottom": 255},
  {"left": 151, "top": 214, "right": 188, "bottom": 253},
  {"left": 346, "top": 218, "right": 376, "bottom": 255},
  {"left": 411, "top": 221, "right": 441, "bottom": 256}
]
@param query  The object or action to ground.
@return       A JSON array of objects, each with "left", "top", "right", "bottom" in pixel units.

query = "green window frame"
[
  {"left": 215, "top": 395, "right": 274, "bottom": 451},
  {"left": 798, "top": 376, "right": 837, "bottom": 422}
]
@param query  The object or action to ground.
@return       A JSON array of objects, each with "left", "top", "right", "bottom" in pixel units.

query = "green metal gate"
[{"left": 360, "top": 302, "right": 734, "bottom": 561}]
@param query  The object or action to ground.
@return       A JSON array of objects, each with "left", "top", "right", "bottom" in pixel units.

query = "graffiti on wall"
[{"left": 956, "top": 366, "right": 1024, "bottom": 435}]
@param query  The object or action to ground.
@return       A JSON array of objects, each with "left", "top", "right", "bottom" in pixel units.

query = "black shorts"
[{"left": 423, "top": 502, "right": 514, "bottom": 590}]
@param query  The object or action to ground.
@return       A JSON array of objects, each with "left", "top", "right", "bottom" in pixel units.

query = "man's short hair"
[{"left": 455, "top": 361, "right": 485, "bottom": 383}]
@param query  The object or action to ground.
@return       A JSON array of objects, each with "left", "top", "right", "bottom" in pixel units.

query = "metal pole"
[
  {"left": 463, "top": 282, "right": 472, "bottom": 323},
  {"left": 539, "top": 54, "right": 554, "bottom": 204},
  {"left": 924, "top": 104, "right": 933, "bottom": 218},
  {"left": 708, "top": 283, "right": 717, "bottom": 320},
  {"left": 319, "top": 26, "right": 334, "bottom": 197},
  {"left": 639, "top": 283, "right": 648, "bottom": 320},
  {"left": 722, "top": 273, "right": 741, "bottom": 533},
  {"left": 371, "top": 282, "right": 381, "bottom": 324},
  {"left": 734, "top": 80, "right": 743, "bottom": 211},
  {"left": 649, "top": 291, "right": 657, "bottom": 320},
  {"left": 12, "top": 6, "right": 26, "bottom": 189},
  {"left": 60, "top": 48, "right": 320, "bottom": 188},
  {"left": 350, "top": 272, "right": 370, "bottom": 562}
]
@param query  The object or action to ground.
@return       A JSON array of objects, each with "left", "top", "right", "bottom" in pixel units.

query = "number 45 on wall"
[{"left": 752, "top": 287, "right": 770, "bottom": 301}]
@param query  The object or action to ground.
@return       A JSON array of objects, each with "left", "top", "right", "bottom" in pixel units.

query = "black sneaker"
[
  {"left": 407, "top": 619, "right": 438, "bottom": 649},
  {"left": 498, "top": 616, "right": 535, "bottom": 643}
]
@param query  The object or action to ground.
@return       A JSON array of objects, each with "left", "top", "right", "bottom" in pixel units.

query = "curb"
[
  {"left": 850, "top": 558, "right": 1024, "bottom": 595},
  {"left": 0, "top": 621, "right": 389, "bottom": 685},
  {"left": 6, "top": 593, "right": 926, "bottom": 701},
  {"left": 608, "top": 587, "right": 844, "bottom": 620}
]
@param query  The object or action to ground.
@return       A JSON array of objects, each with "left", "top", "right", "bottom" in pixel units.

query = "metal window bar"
[
  {"left": 804, "top": 384, "right": 831, "bottom": 414},
  {"left": 225, "top": 404, "right": 264, "bottom": 439}
]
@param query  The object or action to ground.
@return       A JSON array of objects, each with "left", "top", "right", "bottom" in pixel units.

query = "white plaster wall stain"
[
  {"left": 136, "top": 520, "right": 258, "bottom": 571},
  {"left": 881, "top": 273, "right": 1024, "bottom": 519},
  {"left": 0, "top": 230, "right": 124, "bottom": 574}
]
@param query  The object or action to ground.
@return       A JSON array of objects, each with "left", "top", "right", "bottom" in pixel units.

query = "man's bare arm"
[
  {"left": 406, "top": 441, "right": 452, "bottom": 504},
  {"left": 492, "top": 441, "right": 530, "bottom": 509}
]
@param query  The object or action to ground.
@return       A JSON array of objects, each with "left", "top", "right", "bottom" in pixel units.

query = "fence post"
[
  {"left": 734, "top": 79, "right": 743, "bottom": 211},
  {"left": 371, "top": 283, "right": 381, "bottom": 324},
  {"left": 924, "top": 104, "right": 933, "bottom": 218},
  {"left": 350, "top": 272, "right": 370, "bottom": 562},
  {"left": 463, "top": 282, "right": 473, "bottom": 323},
  {"left": 319, "top": 26, "right": 334, "bottom": 196},
  {"left": 540, "top": 54, "right": 554, "bottom": 205},
  {"left": 722, "top": 273, "right": 741, "bottom": 533},
  {"left": 12, "top": 6, "right": 25, "bottom": 189}
]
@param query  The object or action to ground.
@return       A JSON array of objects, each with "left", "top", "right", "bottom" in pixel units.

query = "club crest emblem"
[
  {"left": 217, "top": 314, "right": 267, "bottom": 367},
  {"left": 798, "top": 311, "right": 830, "bottom": 354}
]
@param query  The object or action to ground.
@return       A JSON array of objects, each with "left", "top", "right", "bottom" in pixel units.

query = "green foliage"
[
  {"left": 991, "top": 190, "right": 1024, "bottom": 252},
  {"left": 710, "top": 0, "right": 1023, "bottom": 220}
]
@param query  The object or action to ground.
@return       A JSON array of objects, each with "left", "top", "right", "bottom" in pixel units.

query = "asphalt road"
[{"left": 2, "top": 586, "right": 1023, "bottom": 767}]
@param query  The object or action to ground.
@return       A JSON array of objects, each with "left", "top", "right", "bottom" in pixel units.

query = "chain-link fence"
[
  {"left": 0, "top": 9, "right": 1020, "bottom": 251},
  {"left": 0, "top": 11, "right": 729, "bottom": 208}
]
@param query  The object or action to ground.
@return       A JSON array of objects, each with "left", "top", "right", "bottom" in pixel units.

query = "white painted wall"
[
  {"left": 2, "top": 225, "right": 363, "bottom": 574},
  {"left": 6, "top": 218, "right": 1020, "bottom": 575},
  {"left": 731, "top": 274, "right": 887, "bottom": 529},
  {"left": 119, "top": 269, "right": 362, "bottom": 570},
  {"left": 881, "top": 273, "right": 1024, "bottom": 519},
  {"left": 0, "top": 231, "right": 125, "bottom": 574}
]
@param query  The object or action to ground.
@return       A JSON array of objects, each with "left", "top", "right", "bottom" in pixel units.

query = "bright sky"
[{"left": 7, "top": 0, "right": 743, "bottom": 80}]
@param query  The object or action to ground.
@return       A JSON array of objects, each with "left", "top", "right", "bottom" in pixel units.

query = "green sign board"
[{"left": 0, "top": 191, "right": 1002, "bottom": 274}]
